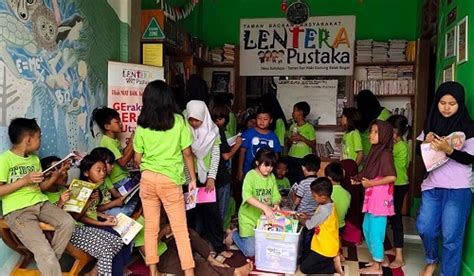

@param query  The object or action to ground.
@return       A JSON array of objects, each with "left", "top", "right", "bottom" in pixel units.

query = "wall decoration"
[
  {"left": 240, "top": 16, "right": 356, "bottom": 76},
  {"left": 445, "top": 26, "right": 456, "bottom": 58},
  {"left": 211, "top": 71, "right": 231, "bottom": 93},
  {"left": 443, "top": 64, "right": 455, "bottom": 82},
  {"left": 447, "top": 7, "right": 457, "bottom": 26},
  {"left": 457, "top": 16, "right": 468, "bottom": 64}
]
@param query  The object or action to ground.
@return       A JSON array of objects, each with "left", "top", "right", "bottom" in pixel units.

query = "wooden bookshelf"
[{"left": 355, "top": 61, "right": 416, "bottom": 67}]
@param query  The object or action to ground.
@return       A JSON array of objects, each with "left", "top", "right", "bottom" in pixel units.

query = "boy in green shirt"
[
  {"left": 274, "top": 157, "right": 290, "bottom": 190},
  {"left": 324, "top": 162, "right": 351, "bottom": 231},
  {"left": 0, "top": 118, "right": 75, "bottom": 276},
  {"left": 287, "top": 101, "right": 316, "bottom": 183}
]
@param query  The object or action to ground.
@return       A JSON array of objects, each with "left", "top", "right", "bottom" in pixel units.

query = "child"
[
  {"left": 211, "top": 103, "right": 243, "bottom": 222},
  {"left": 352, "top": 120, "right": 396, "bottom": 274},
  {"left": 185, "top": 100, "right": 228, "bottom": 255},
  {"left": 133, "top": 80, "right": 196, "bottom": 276},
  {"left": 41, "top": 156, "right": 123, "bottom": 276},
  {"left": 287, "top": 101, "right": 316, "bottom": 183},
  {"left": 225, "top": 149, "right": 281, "bottom": 257},
  {"left": 386, "top": 115, "right": 410, "bottom": 268},
  {"left": 0, "top": 118, "right": 75, "bottom": 276},
  {"left": 274, "top": 157, "right": 290, "bottom": 191},
  {"left": 293, "top": 154, "right": 320, "bottom": 256},
  {"left": 237, "top": 106, "right": 282, "bottom": 181},
  {"left": 258, "top": 93, "right": 288, "bottom": 147},
  {"left": 299, "top": 177, "right": 342, "bottom": 275},
  {"left": 90, "top": 147, "right": 139, "bottom": 217},
  {"left": 91, "top": 107, "right": 138, "bottom": 198},
  {"left": 341, "top": 107, "right": 364, "bottom": 166}
]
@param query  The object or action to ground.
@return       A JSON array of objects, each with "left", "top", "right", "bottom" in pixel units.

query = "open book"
[
  {"left": 226, "top": 133, "right": 241, "bottom": 146},
  {"left": 421, "top": 131, "right": 466, "bottom": 172},
  {"left": 113, "top": 213, "right": 143, "bottom": 245},
  {"left": 43, "top": 151, "right": 82, "bottom": 174},
  {"left": 63, "top": 179, "right": 98, "bottom": 213}
]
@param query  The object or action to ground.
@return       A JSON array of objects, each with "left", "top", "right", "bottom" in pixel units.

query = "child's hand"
[
  {"left": 188, "top": 178, "right": 197, "bottom": 193},
  {"left": 291, "top": 133, "right": 303, "bottom": 142},
  {"left": 350, "top": 177, "right": 361, "bottom": 185},
  {"left": 103, "top": 216, "right": 118, "bottom": 226},
  {"left": 235, "top": 137, "right": 243, "bottom": 147},
  {"left": 425, "top": 132, "right": 436, "bottom": 143},
  {"left": 22, "top": 172, "right": 44, "bottom": 186},
  {"left": 58, "top": 190, "right": 72, "bottom": 208},
  {"left": 90, "top": 190, "right": 100, "bottom": 201},
  {"left": 128, "top": 131, "right": 135, "bottom": 144},
  {"left": 361, "top": 178, "right": 371, "bottom": 187},
  {"left": 263, "top": 206, "right": 274, "bottom": 220},
  {"left": 115, "top": 196, "right": 126, "bottom": 207},
  {"left": 205, "top": 178, "right": 215, "bottom": 192}
]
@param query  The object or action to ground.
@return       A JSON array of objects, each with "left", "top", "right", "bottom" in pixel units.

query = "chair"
[{"left": 0, "top": 219, "right": 92, "bottom": 276}]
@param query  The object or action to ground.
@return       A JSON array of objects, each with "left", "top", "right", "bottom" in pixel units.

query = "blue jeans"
[
  {"left": 217, "top": 183, "right": 231, "bottom": 223},
  {"left": 416, "top": 188, "right": 472, "bottom": 276},
  {"left": 363, "top": 213, "right": 387, "bottom": 262},
  {"left": 232, "top": 231, "right": 255, "bottom": 257}
]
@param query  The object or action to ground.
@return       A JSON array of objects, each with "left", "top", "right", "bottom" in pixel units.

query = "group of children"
[{"left": 0, "top": 79, "right": 411, "bottom": 276}]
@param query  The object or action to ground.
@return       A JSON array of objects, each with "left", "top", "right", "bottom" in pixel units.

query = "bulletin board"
[{"left": 277, "top": 79, "right": 338, "bottom": 125}]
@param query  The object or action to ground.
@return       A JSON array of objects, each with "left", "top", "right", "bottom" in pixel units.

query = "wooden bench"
[{"left": 0, "top": 219, "right": 92, "bottom": 276}]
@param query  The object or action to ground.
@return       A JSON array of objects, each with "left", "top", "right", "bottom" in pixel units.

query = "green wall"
[
  {"left": 436, "top": 1, "right": 474, "bottom": 275},
  {"left": 180, "top": 0, "right": 421, "bottom": 47}
]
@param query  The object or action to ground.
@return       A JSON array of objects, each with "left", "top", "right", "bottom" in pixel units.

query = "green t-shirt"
[
  {"left": 0, "top": 151, "right": 48, "bottom": 215},
  {"left": 133, "top": 114, "right": 193, "bottom": 185},
  {"left": 287, "top": 122, "right": 316, "bottom": 158},
  {"left": 99, "top": 135, "right": 129, "bottom": 184},
  {"left": 225, "top": 112, "right": 237, "bottom": 138},
  {"left": 341, "top": 130, "right": 363, "bottom": 161},
  {"left": 274, "top": 118, "right": 286, "bottom": 147},
  {"left": 361, "top": 108, "right": 392, "bottom": 156},
  {"left": 393, "top": 140, "right": 410, "bottom": 186},
  {"left": 331, "top": 184, "right": 351, "bottom": 228},
  {"left": 44, "top": 187, "right": 67, "bottom": 205},
  {"left": 275, "top": 176, "right": 290, "bottom": 190},
  {"left": 238, "top": 170, "right": 281, "bottom": 237}
]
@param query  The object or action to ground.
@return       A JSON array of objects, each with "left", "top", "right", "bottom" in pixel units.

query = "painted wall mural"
[{"left": 0, "top": 0, "right": 125, "bottom": 157}]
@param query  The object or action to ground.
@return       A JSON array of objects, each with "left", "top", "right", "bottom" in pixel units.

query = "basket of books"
[{"left": 254, "top": 211, "right": 301, "bottom": 274}]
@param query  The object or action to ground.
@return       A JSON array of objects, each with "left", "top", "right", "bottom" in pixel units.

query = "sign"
[
  {"left": 143, "top": 17, "right": 165, "bottom": 39},
  {"left": 142, "top": 43, "right": 163, "bottom": 66},
  {"left": 240, "top": 16, "right": 356, "bottom": 76},
  {"left": 107, "top": 61, "right": 164, "bottom": 146}
]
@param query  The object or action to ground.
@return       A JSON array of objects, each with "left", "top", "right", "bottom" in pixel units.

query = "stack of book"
[
  {"left": 367, "top": 67, "right": 383, "bottom": 80},
  {"left": 397, "top": 65, "right": 415, "bottom": 79},
  {"left": 209, "top": 48, "right": 223, "bottom": 63},
  {"left": 315, "top": 141, "right": 339, "bottom": 159},
  {"left": 222, "top": 44, "right": 235, "bottom": 64},
  {"left": 372, "top": 41, "right": 389, "bottom": 62},
  {"left": 354, "top": 79, "right": 416, "bottom": 96},
  {"left": 356, "top": 39, "right": 373, "bottom": 63},
  {"left": 382, "top": 66, "right": 398, "bottom": 79},
  {"left": 388, "top": 40, "right": 408, "bottom": 62}
]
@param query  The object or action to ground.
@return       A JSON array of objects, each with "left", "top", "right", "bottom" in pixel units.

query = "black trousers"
[
  {"left": 300, "top": 250, "right": 335, "bottom": 274},
  {"left": 387, "top": 184, "right": 409, "bottom": 248}
]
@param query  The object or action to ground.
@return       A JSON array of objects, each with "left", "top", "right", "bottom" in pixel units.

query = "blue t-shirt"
[{"left": 241, "top": 128, "right": 282, "bottom": 174}]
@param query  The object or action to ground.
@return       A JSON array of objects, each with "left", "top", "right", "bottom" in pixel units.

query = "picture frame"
[
  {"left": 442, "top": 64, "right": 455, "bottom": 82},
  {"left": 457, "top": 16, "right": 468, "bottom": 64},
  {"left": 211, "top": 71, "right": 231, "bottom": 93},
  {"left": 447, "top": 7, "right": 457, "bottom": 26},
  {"left": 445, "top": 26, "right": 457, "bottom": 58}
]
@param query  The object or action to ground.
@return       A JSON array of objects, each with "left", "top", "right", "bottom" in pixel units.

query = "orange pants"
[{"left": 139, "top": 170, "right": 195, "bottom": 270}]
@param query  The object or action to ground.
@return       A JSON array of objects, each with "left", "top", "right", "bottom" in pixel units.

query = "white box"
[{"left": 254, "top": 228, "right": 301, "bottom": 274}]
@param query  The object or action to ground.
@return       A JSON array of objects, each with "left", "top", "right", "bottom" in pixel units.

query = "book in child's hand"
[
  {"left": 123, "top": 185, "right": 140, "bottom": 205},
  {"left": 184, "top": 188, "right": 198, "bottom": 211},
  {"left": 196, "top": 188, "right": 216, "bottom": 203},
  {"left": 421, "top": 131, "right": 466, "bottom": 172},
  {"left": 226, "top": 133, "right": 241, "bottom": 146},
  {"left": 43, "top": 151, "right": 82, "bottom": 174},
  {"left": 63, "top": 179, "right": 98, "bottom": 213},
  {"left": 113, "top": 213, "right": 143, "bottom": 245},
  {"left": 117, "top": 177, "right": 140, "bottom": 196}
]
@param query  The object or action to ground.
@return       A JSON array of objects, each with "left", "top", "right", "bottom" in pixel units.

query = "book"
[
  {"left": 123, "top": 185, "right": 140, "bottom": 205},
  {"left": 43, "top": 151, "right": 82, "bottom": 174},
  {"left": 117, "top": 177, "right": 140, "bottom": 197},
  {"left": 226, "top": 133, "right": 241, "bottom": 146},
  {"left": 421, "top": 131, "right": 466, "bottom": 172},
  {"left": 184, "top": 188, "right": 198, "bottom": 211},
  {"left": 196, "top": 188, "right": 216, "bottom": 203},
  {"left": 63, "top": 179, "right": 97, "bottom": 213},
  {"left": 113, "top": 213, "right": 143, "bottom": 245}
]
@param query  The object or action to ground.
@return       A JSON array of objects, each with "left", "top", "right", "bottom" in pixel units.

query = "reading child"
[
  {"left": 386, "top": 115, "right": 410, "bottom": 269},
  {"left": 341, "top": 108, "right": 364, "bottom": 166},
  {"left": 237, "top": 106, "right": 282, "bottom": 181},
  {"left": 352, "top": 120, "right": 396, "bottom": 275},
  {"left": 0, "top": 118, "right": 75, "bottom": 276},
  {"left": 287, "top": 101, "right": 316, "bottom": 183},
  {"left": 225, "top": 149, "right": 281, "bottom": 257},
  {"left": 41, "top": 156, "right": 123, "bottom": 276},
  {"left": 300, "top": 177, "right": 342, "bottom": 275}
]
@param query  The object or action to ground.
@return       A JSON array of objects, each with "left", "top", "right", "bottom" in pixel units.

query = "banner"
[
  {"left": 240, "top": 16, "right": 355, "bottom": 76},
  {"left": 107, "top": 61, "right": 164, "bottom": 146}
]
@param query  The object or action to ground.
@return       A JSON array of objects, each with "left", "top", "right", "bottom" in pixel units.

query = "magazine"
[
  {"left": 123, "top": 186, "right": 140, "bottom": 205},
  {"left": 43, "top": 151, "right": 82, "bottom": 174},
  {"left": 63, "top": 179, "right": 97, "bottom": 213},
  {"left": 196, "top": 188, "right": 216, "bottom": 203},
  {"left": 421, "top": 131, "right": 466, "bottom": 172},
  {"left": 112, "top": 213, "right": 143, "bottom": 245},
  {"left": 184, "top": 188, "right": 198, "bottom": 211}
]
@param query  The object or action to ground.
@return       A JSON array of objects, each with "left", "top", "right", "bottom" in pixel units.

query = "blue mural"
[{"left": 0, "top": 0, "right": 123, "bottom": 157}]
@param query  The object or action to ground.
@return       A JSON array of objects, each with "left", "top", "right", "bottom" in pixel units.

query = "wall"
[
  {"left": 0, "top": 0, "right": 128, "bottom": 272},
  {"left": 180, "top": 0, "right": 421, "bottom": 47},
  {"left": 435, "top": 1, "right": 474, "bottom": 275}
]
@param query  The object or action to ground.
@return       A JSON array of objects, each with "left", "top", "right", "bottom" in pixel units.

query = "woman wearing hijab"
[
  {"left": 353, "top": 119, "right": 396, "bottom": 274},
  {"left": 356, "top": 90, "right": 392, "bottom": 156},
  {"left": 185, "top": 100, "right": 230, "bottom": 256},
  {"left": 416, "top": 81, "right": 474, "bottom": 276}
]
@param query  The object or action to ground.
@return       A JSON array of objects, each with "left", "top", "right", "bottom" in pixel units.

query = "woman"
[
  {"left": 356, "top": 89, "right": 391, "bottom": 156},
  {"left": 416, "top": 81, "right": 474, "bottom": 276}
]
